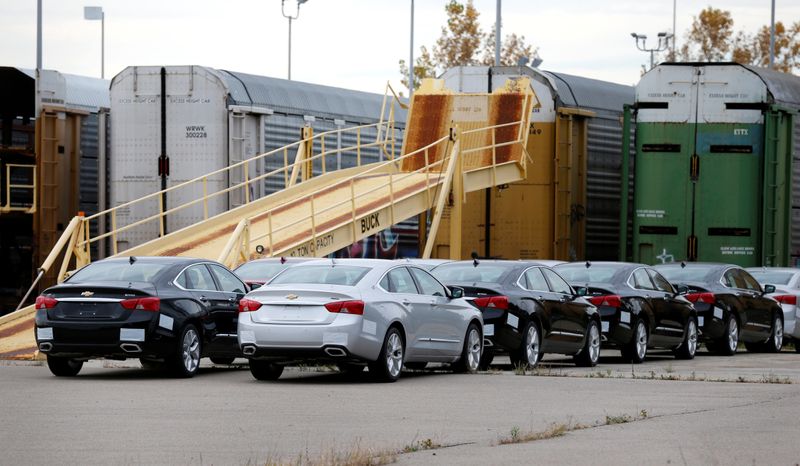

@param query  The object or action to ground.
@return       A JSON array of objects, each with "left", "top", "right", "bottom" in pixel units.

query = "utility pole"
[
  {"left": 494, "top": 0, "right": 501, "bottom": 65},
  {"left": 769, "top": 0, "right": 775, "bottom": 69}
]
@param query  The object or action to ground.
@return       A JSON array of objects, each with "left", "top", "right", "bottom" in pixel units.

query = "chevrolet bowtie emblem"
[
  {"left": 81, "top": 291, "right": 94, "bottom": 297},
  {"left": 286, "top": 294, "right": 298, "bottom": 300}
]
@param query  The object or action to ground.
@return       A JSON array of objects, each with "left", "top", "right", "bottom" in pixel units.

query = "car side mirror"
[
  {"left": 674, "top": 284, "right": 689, "bottom": 295},
  {"left": 763, "top": 284, "right": 776, "bottom": 295},
  {"left": 449, "top": 286, "right": 464, "bottom": 299},
  {"left": 573, "top": 286, "right": 588, "bottom": 297}
]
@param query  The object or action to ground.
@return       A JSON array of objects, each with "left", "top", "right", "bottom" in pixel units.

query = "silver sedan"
[{"left": 237, "top": 259, "right": 484, "bottom": 382}]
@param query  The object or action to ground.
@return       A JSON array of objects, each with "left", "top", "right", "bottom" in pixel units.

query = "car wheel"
[
  {"left": 621, "top": 318, "right": 648, "bottom": 363},
  {"left": 714, "top": 314, "right": 739, "bottom": 356},
  {"left": 512, "top": 322, "right": 541, "bottom": 369},
  {"left": 46, "top": 355, "right": 83, "bottom": 377},
  {"left": 574, "top": 320, "right": 601, "bottom": 367},
  {"left": 369, "top": 327, "right": 404, "bottom": 382},
  {"left": 249, "top": 359, "right": 284, "bottom": 380},
  {"left": 403, "top": 362, "right": 428, "bottom": 371},
  {"left": 170, "top": 324, "right": 201, "bottom": 378},
  {"left": 674, "top": 317, "right": 698, "bottom": 360},
  {"left": 210, "top": 357, "right": 236, "bottom": 365},
  {"left": 478, "top": 348, "right": 494, "bottom": 370},
  {"left": 453, "top": 323, "right": 482, "bottom": 373},
  {"left": 763, "top": 314, "right": 784, "bottom": 353},
  {"left": 794, "top": 342, "right": 800, "bottom": 354}
]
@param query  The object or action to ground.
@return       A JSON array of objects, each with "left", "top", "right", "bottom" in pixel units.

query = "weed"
[
  {"left": 402, "top": 438, "right": 440, "bottom": 453},
  {"left": 604, "top": 414, "right": 634, "bottom": 425},
  {"left": 497, "top": 423, "right": 569, "bottom": 445}
]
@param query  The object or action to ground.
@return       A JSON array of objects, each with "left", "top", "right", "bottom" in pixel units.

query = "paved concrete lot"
[{"left": 1, "top": 350, "right": 799, "bottom": 465}]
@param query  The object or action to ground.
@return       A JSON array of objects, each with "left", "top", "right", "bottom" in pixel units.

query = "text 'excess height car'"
[
  {"left": 34, "top": 257, "right": 248, "bottom": 377},
  {"left": 237, "top": 259, "right": 484, "bottom": 382},
  {"left": 555, "top": 262, "right": 698, "bottom": 363},
  {"left": 431, "top": 260, "right": 601, "bottom": 369},
  {"left": 655, "top": 263, "right": 784, "bottom": 355}
]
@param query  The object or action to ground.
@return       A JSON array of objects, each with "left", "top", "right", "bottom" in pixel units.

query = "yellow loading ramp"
[{"left": 0, "top": 78, "right": 537, "bottom": 359}]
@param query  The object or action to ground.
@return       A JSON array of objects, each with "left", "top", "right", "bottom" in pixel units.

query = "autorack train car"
[{"left": 626, "top": 63, "right": 800, "bottom": 267}]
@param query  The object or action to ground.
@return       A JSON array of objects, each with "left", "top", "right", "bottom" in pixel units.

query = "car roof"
[{"left": 97, "top": 256, "right": 208, "bottom": 266}]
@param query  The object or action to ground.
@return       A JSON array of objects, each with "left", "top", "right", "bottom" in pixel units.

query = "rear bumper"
[{"left": 237, "top": 313, "right": 381, "bottom": 362}]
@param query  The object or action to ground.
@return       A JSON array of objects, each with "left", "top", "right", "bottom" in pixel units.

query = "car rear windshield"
[
  {"left": 235, "top": 262, "right": 286, "bottom": 281},
  {"left": 555, "top": 264, "right": 621, "bottom": 283},
  {"left": 67, "top": 261, "right": 170, "bottom": 283},
  {"left": 270, "top": 265, "right": 369, "bottom": 286},
  {"left": 747, "top": 270, "right": 795, "bottom": 285},
  {"left": 655, "top": 265, "right": 716, "bottom": 283},
  {"left": 431, "top": 263, "right": 510, "bottom": 283}
]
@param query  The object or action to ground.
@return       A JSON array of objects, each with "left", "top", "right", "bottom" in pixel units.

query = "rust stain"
[
  {"left": 401, "top": 94, "right": 451, "bottom": 172},
  {"left": 0, "top": 318, "right": 34, "bottom": 340},
  {"left": 490, "top": 93, "right": 524, "bottom": 164}
]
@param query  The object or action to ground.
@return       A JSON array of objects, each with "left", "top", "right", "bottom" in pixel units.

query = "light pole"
[
  {"left": 281, "top": 0, "right": 308, "bottom": 81},
  {"left": 83, "top": 6, "right": 104, "bottom": 79},
  {"left": 631, "top": 32, "right": 673, "bottom": 71}
]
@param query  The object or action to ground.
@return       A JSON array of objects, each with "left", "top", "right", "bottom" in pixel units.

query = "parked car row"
[{"left": 32, "top": 256, "right": 798, "bottom": 382}]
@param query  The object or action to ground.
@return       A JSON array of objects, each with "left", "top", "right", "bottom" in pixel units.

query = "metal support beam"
[{"left": 423, "top": 129, "right": 461, "bottom": 259}]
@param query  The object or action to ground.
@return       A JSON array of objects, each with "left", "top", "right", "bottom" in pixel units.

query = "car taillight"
[
  {"left": 120, "top": 297, "right": 160, "bottom": 311},
  {"left": 685, "top": 292, "right": 716, "bottom": 304},
  {"left": 35, "top": 296, "right": 58, "bottom": 309},
  {"left": 774, "top": 295, "right": 797, "bottom": 305},
  {"left": 473, "top": 295, "right": 509, "bottom": 310},
  {"left": 588, "top": 295, "right": 622, "bottom": 307},
  {"left": 238, "top": 298, "right": 263, "bottom": 313},
  {"left": 325, "top": 300, "right": 365, "bottom": 315}
]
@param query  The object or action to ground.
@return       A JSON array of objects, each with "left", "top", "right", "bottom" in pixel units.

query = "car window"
[
  {"left": 234, "top": 261, "right": 286, "bottom": 281},
  {"left": 67, "top": 261, "right": 169, "bottom": 283},
  {"left": 631, "top": 268, "right": 655, "bottom": 290},
  {"left": 521, "top": 267, "right": 549, "bottom": 291},
  {"left": 431, "top": 263, "right": 510, "bottom": 283},
  {"left": 746, "top": 270, "right": 795, "bottom": 286},
  {"left": 542, "top": 268, "right": 573, "bottom": 295},
  {"left": 381, "top": 267, "right": 419, "bottom": 294},
  {"left": 722, "top": 269, "right": 745, "bottom": 289},
  {"left": 648, "top": 269, "right": 675, "bottom": 293},
  {"left": 738, "top": 270, "right": 762, "bottom": 292},
  {"left": 409, "top": 267, "right": 447, "bottom": 297},
  {"left": 270, "top": 265, "right": 369, "bottom": 286},
  {"left": 178, "top": 264, "right": 217, "bottom": 291},
  {"left": 208, "top": 264, "right": 246, "bottom": 294}
]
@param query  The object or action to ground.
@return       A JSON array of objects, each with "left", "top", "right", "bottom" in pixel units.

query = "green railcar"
[{"left": 622, "top": 63, "right": 800, "bottom": 267}]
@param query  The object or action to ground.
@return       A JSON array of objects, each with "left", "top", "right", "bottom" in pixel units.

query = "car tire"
[
  {"left": 478, "top": 348, "right": 494, "bottom": 370},
  {"left": 403, "top": 362, "right": 428, "bottom": 371},
  {"left": 46, "top": 355, "right": 83, "bottom": 377},
  {"left": 210, "top": 357, "right": 236, "bottom": 365},
  {"left": 794, "top": 342, "right": 800, "bottom": 354},
  {"left": 674, "top": 317, "right": 698, "bottom": 360},
  {"left": 621, "top": 318, "right": 648, "bottom": 364},
  {"left": 249, "top": 359, "right": 284, "bottom": 380},
  {"left": 763, "top": 314, "right": 784, "bottom": 353},
  {"left": 337, "top": 363, "right": 367, "bottom": 373},
  {"left": 453, "top": 323, "right": 482, "bottom": 373},
  {"left": 573, "top": 320, "right": 601, "bottom": 367},
  {"left": 511, "top": 322, "right": 541, "bottom": 369},
  {"left": 170, "top": 323, "right": 202, "bottom": 378},
  {"left": 713, "top": 314, "right": 739, "bottom": 356},
  {"left": 369, "top": 327, "right": 404, "bottom": 382}
]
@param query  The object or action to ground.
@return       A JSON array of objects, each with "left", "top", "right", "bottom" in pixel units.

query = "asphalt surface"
[{"left": 1, "top": 349, "right": 799, "bottom": 465}]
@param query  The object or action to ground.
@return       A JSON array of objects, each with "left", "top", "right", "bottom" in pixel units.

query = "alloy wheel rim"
[
  {"left": 636, "top": 321, "right": 647, "bottom": 360},
  {"left": 588, "top": 324, "right": 601, "bottom": 363},
  {"left": 687, "top": 320, "right": 697, "bottom": 356},
  {"left": 525, "top": 325, "right": 540, "bottom": 365},
  {"left": 728, "top": 318, "right": 739, "bottom": 351},
  {"left": 182, "top": 329, "right": 200, "bottom": 372},
  {"left": 386, "top": 332, "right": 403, "bottom": 377},
  {"left": 774, "top": 318, "right": 783, "bottom": 349},
  {"left": 466, "top": 328, "right": 481, "bottom": 371}
]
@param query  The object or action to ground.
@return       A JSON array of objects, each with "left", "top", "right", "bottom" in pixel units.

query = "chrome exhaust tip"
[
  {"left": 242, "top": 345, "right": 257, "bottom": 356},
  {"left": 324, "top": 347, "right": 347, "bottom": 357},
  {"left": 39, "top": 342, "right": 53, "bottom": 352},
  {"left": 120, "top": 343, "right": 142, "bottom": 353}
]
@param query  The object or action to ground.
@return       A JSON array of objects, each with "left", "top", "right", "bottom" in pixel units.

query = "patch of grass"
[
  {"left": 263, "top": 442, "right": 397, "bottom": 466},
  {"left": 496, "top": 423, "right": 570, "bottom": 445},
  {"left": 401, "top": 438, "right": 440, "bottom": 453},
  {"left": 604, "top": 414, "right": 634, "bottom": 425}
]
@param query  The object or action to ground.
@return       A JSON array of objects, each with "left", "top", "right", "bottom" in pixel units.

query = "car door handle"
[{"left": 199, "top": 296, "right": 209, "bottom": 302}]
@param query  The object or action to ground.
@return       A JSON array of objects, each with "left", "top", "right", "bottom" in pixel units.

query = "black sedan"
[
  {"left": 431, "top": 260, "right": 601, "bottom": 368},
  {"left": 233, "top": 257, "right": 312, "bottom": 290},
  {"left": 34, "top": 256, "right": 248, "bottom": 377},
  {"left": 555, "top": 262, "right": 698, "bottom": 363},
  {"left": 654, "top": 263, "right": 784, "bottom": 355}
]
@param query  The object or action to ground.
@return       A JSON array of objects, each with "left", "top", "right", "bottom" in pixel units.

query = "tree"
[
  {"left": 675, "top": 6, "right": 799, "bottom": 75},
  {"left": 398, "top": 0, "right": 538, "bottom": 91}
]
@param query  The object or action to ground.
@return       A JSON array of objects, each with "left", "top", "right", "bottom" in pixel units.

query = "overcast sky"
[{"left": 1, "top": 0, "right": 797, "bottom": 94}]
